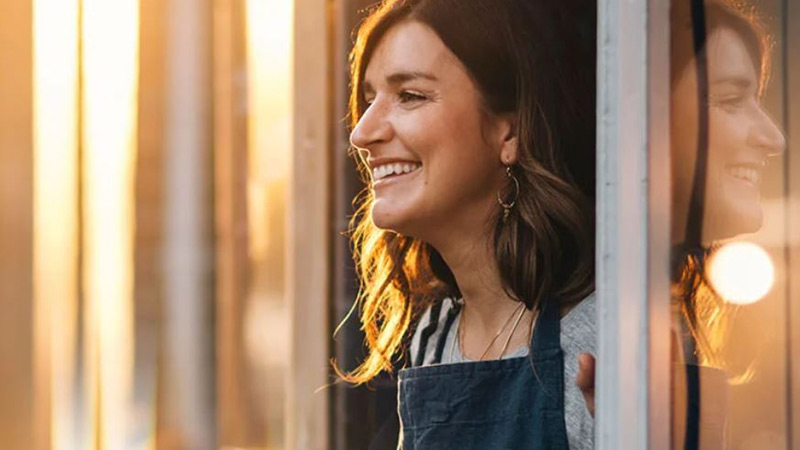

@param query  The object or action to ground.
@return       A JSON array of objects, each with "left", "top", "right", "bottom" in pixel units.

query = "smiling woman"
[
  {"left": 669, "top": 0, "right": 785, "bottom": 367},
  {"left": 669, "top": 1, "right": 785, "bottom": 376},
  {"left": 338, "top": 1, "right": 598, "bottom": 449}
]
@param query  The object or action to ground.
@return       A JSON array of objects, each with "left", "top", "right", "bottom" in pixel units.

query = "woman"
[
  {"left": 671, "top": 0, "right": 784, "bottom": 334},
  {"left": 669, "top": 0, "right": 784, "bottom": 448},
  {"left": 339, "top": 0, "right": 598, "bottom": 448}
]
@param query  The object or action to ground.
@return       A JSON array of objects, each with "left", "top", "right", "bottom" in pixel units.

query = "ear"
[{"left": 495, "top": 113, "right": 519, "bottom": 166}]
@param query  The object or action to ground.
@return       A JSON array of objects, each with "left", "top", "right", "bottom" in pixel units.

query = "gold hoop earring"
[{"left": 497, "top": 165, "right": 520, "bottom": 222}]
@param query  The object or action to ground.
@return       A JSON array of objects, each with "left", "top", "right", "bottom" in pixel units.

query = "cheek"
[
  {"left": 704, "top": 108, "right": 764, "bottom": 235},
  {"left": 401, "top": 100, "right": 493, "bottom": 179},
  {"left": 708, "top": 107, "right": 749, "bottom": 162},
  {"left": 427, "top": 120, "right": 497, "bottom": 193}
]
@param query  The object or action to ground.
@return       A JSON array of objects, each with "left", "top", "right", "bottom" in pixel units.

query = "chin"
[
  {"left": 371, "top": 203, "right": 434, "bottom": 242},
  {"left": 371, "top": 204, "right": 409, "bottom": 233},
  {"left": 705, "top": 205, "right": 763, "bottom": 242}
]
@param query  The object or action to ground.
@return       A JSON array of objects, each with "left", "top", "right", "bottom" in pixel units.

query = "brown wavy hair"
[{"left": 337, "top": 0, "right": 597, "bottom": 384}]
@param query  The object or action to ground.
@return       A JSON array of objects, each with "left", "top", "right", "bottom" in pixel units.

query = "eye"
[
  {"left": 398, "top": 91, "right": 427, "bottom": 103},
  {"left": 723, "top": 95, "right": 746, "bottom": 104},
  {"left": 712, "top": 93, "right": 748, "bottom": 111}
]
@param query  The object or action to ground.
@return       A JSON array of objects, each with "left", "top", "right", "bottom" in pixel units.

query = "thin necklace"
[
  {"left": 451, "top": 301, "right": 526, "bottom": 362},
  {"left": 494, "top": 303, "right": 528, "bottom": 360}
]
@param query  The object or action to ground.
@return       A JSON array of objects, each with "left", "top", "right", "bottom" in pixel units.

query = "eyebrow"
[{"left": 363, "top": 71, "right": 439, "bottom": 94}]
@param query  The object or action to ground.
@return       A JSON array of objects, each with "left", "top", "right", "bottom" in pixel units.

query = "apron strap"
[{"left": 530, "top": 296, "right": 561, "bottom": 353}]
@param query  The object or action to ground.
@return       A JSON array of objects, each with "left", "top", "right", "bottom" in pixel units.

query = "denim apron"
[{"left": 397, "top": 297, "right": 570, "bottom": 450}]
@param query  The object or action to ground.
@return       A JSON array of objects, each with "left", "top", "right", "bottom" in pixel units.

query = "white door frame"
[{"left": 596, "top": 0, "right": 672, "bottom": 448}]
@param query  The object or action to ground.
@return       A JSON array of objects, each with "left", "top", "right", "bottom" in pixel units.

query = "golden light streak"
[
  {"left": 245, "top": 0, "right": 293, "bottom": 259},
  {"left": 708, "top": 241, "right": 776, "bottom": 305},
  {"left": 243, "top": 1, "right": 293, "bottom": 445},
  {"left": 33, "top": 0, "right": 80, "bottom": 448},
  {"left": 81, "top": 0, "right": 140, "bottom": 447}
]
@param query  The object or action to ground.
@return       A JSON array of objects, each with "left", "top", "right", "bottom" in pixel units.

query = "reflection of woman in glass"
[
  {"left": 338, "top": 0, "right": 597, "bottom": 448},
  {"left": 670, "top": 0, "right": 784, "bottom": 447}
]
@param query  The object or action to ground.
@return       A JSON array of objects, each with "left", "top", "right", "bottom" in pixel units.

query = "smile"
[
  {"left": 372, "top": 162, "right": 422, "bottom": 182},
  {"left": 726, "top": 164, "right": 762, "bottom": 187}
]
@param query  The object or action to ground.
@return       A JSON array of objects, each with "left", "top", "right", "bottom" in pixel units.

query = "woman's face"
[
  {"left": 350, "top": 21, "right": 509, "bottom": 241},
  {"left": 671, "top": 27, "right": 785, "bottom": 244}
]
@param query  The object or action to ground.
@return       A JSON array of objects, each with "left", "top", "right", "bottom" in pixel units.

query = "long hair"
[
  {"left": 670, "top": 0, "right": 771, "bottom": 367},
  {"left": 338, "top": 0, "right": 597, "bottom": 384}
]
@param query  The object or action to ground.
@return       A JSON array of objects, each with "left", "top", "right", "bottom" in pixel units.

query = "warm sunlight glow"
[
  {"left": 245, "top": 0, "right": 293, "bottom": 258},
  {"left": 33, "top": 0, "right": 80, "bottom": 447},
  {"left": 708, "top": 241, "right": 775, "bottom": 305},
  {"left": 82, "top": 0, "right": 140, "bottom": 447},
  {"left": 243, "top": 2, "right": 293, "bottom": 446}
]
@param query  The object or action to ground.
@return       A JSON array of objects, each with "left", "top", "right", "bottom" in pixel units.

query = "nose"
[
  {"left": 749, "top": 105, "right": 786, "bottom": 158},
  {"left": 349, "top": 100, "right": 393, "bottom": 151}
]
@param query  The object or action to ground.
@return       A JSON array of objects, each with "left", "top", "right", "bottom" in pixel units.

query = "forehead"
[
  {"left": 706, "top": 27, "right": 758, "bottom": 81},
  {"left": 363, "top": 20, "right": 464, "bottom": 87}
]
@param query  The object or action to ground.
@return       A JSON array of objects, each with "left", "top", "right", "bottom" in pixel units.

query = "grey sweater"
[{"left": 408, "top": 293, "right": 596, "bottom": 450}]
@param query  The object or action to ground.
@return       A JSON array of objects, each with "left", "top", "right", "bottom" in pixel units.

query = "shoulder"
[
  {"left": 561, "top": 291, "right": 597, "bottom": 354},
  {"left": 561, "top": 292, "right": 596, "bottom": 449},
  {"left": 562, "top": 291, "right": 596, "bottom": 325},
  {"left": 409, "top": 297, "right": 461, "bottom": 366}
]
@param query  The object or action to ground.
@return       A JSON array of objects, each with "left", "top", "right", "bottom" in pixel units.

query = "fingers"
[
  {"left": 575, "top": 353, "right": 595, "bottom": 389},
  {"left": 576, "top": 352, "right": 596, "bottom": 417}
]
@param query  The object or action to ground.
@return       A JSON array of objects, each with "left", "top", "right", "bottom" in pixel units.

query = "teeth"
[
  {"left": 729, "top": 166, "right": 759, "bottom": 184},
  {"left": 372, "top": 162, "right": 421, "bottom": 181}
]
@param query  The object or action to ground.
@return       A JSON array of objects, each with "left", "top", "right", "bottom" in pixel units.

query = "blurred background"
[
  {"left": 0, "top": 0, "right": 394, "bottom": 449},
  {"left": 2, "top": 0, "right": 800, "bottom": 449}
]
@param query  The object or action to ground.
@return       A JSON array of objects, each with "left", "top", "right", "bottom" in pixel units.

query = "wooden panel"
[
  {"left": 0, "top": 0, "right": 34, "bottom": 447},
  {"left": 288, "top": 0, "right": 332, "bottom": 449},
  {"left": 137, "top": 0, "right": 169, "bottom": 446},
  {"left": 213, "top": 0, "right": 253, "bottom": 445},
  {"left": 162, "top": 0, "right": 216, "bottom": 447}
]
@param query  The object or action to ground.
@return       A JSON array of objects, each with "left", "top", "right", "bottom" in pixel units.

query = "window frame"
[{"left": 595, "top": 0, "right": 672, "bottom": 448}]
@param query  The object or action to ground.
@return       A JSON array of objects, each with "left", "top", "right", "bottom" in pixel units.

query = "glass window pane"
[{"left": 668, "top": 0, "right": 796, "bottom": 448}]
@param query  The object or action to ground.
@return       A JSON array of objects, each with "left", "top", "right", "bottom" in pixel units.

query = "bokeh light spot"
[{"left": 707, "top": 241, "right": 775, "bottom": 305}]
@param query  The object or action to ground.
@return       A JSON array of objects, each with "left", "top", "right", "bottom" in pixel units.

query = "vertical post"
[
  {"left": 596, "top": 0, "right": 671, "bottom": 448},
  {"left": 288, "top": 0, "right": 331, "bottom": 449},
  {"left": 212, "top": 0, "right": 251, "bottom": 444},
  {"left": 646, "top": 0, "right": 673, "bottom": 448},
  {"left": 786, "top": 1, "right": 800, "bottom": 448},
  {"left": 137, "top": 0, "right": 168, "bottom": 445},
  {"left": 0, "top": 0, "right": 34, "bottom": 448},
  {"left": 163, "top": 0, "right": 217, "bottom": 447}
]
